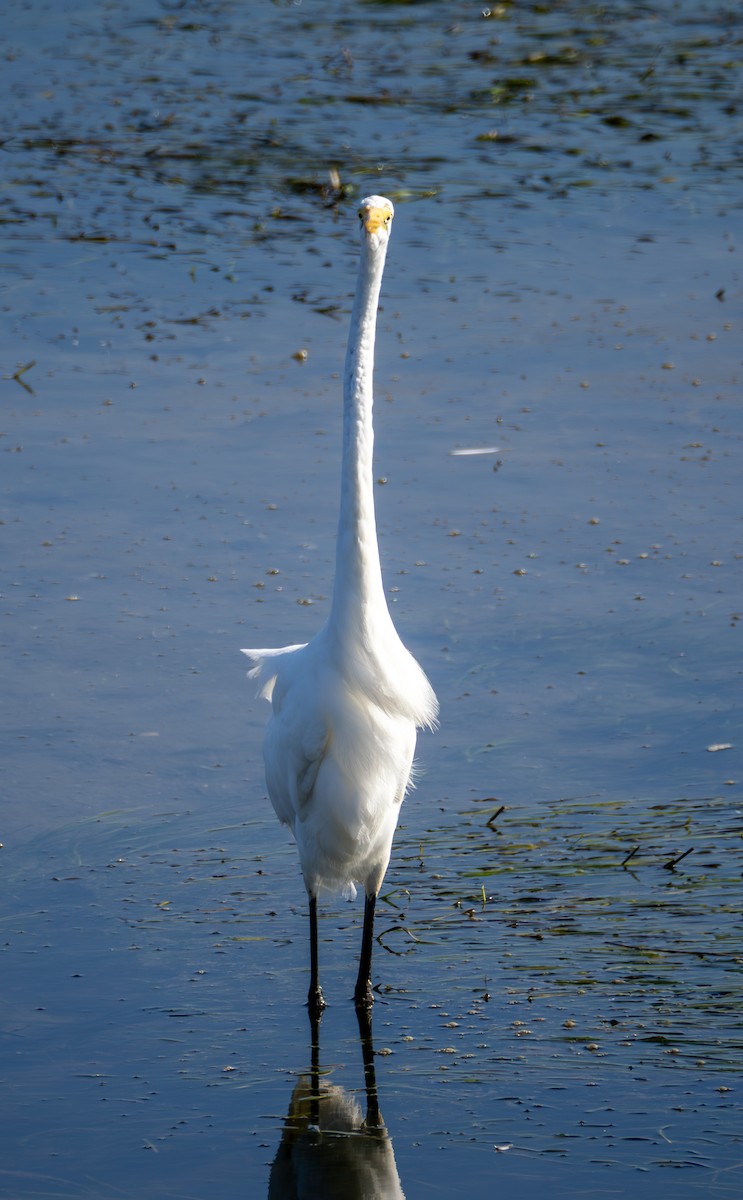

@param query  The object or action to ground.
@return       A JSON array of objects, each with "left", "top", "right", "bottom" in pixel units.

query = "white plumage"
[{"left": 242, "top": 195, "right": 437, "bottom": 1015}]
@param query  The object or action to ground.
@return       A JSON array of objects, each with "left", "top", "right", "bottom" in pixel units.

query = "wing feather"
[{"left": 241, "top": 644, "right": 305, "bottom": 703}]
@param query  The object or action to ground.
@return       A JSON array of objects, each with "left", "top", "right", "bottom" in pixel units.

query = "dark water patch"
[
  {"left": 3, "top": 790, "right": 741, "bottom": 1192},
  {"left": 4, "top": 0, "right": 741, "bottom": 265}
]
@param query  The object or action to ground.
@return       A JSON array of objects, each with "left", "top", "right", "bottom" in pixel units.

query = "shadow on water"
[{"left": 269, "top": 1008, "right": 403, "bottom": 1200}]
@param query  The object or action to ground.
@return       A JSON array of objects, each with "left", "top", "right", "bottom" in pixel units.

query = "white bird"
[{"left": 242, "top": 195, "right": 438, "bottom": 1016}]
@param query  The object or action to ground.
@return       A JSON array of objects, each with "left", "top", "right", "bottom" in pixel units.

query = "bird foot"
[
  {"left": 354, "top": 981, "right": 375, "bottom": 1010},
  {"left": 307, "top": 985, "right": 326, "bottom": 1021}
]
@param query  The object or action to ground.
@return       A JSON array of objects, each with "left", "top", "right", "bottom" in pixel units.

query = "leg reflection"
[
  {"left": 268, "top": 1007, "right": 404, "bottom": 1199},
  {"left": 355, "top": 1002, "right": 381, "bottom": 1130}
]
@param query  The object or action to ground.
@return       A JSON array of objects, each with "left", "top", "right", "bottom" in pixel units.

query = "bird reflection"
[{"left": 268, "top": 1007, "right": 404, "bottom": 1199}]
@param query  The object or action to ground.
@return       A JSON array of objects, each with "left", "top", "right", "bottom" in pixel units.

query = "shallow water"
[{"left": 2, "top": 1, "right": 742, "bottom": 1197}]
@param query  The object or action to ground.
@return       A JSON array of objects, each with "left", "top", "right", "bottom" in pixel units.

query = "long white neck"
[{"left": 328, "top": 230, "right": 393, "bottom": 646}]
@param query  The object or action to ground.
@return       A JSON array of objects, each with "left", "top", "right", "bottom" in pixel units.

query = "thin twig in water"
[
  {"left": 487, "top": 805, "right": 505, "bottom": 830},
  {"left": 622, "top": 845, "right": 640, "bottom": 867},
  {"left": 608, "top": 940, "right": 733, "bottom": 958},
  {"left": 663, "top": 847, "right": 694, "bottom": 871},
  {"left": 7, "top": 361, "right": 36, "bottom": 394}
]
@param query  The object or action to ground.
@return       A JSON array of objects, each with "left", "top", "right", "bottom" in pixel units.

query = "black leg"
[
  {"left": 354, "top": 891, "right": 377, "bottom": 1009},
  {"left": 308, "top": 893, "right": 326, "bottom": 1019}
]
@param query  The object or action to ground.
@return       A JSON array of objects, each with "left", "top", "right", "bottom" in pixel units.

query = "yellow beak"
[{"left": 362, "top": 206, "right": 391, "bottom": 235}]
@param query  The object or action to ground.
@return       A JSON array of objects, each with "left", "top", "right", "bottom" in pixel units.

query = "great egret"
[{"left": 242, "top": 195, "right": 438, "bottom": 1016}]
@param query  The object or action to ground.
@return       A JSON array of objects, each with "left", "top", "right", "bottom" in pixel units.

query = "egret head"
[{"left": 358, "top": 195, "right": 394, "bottom": 244}]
